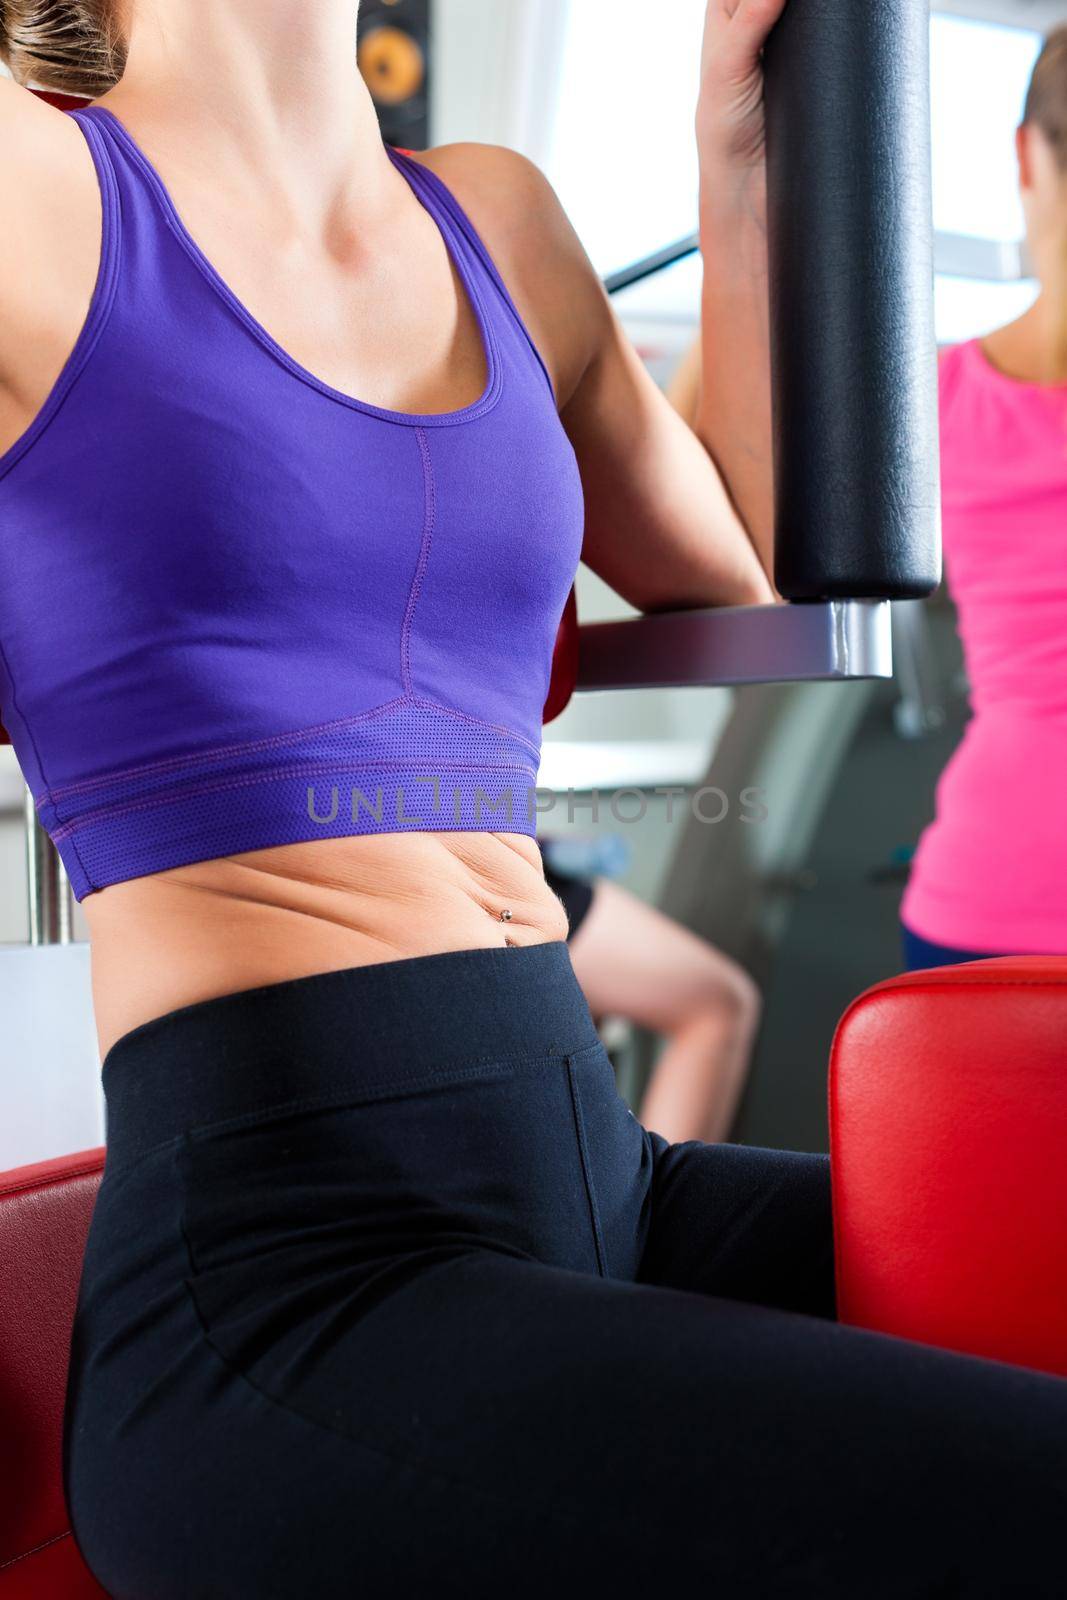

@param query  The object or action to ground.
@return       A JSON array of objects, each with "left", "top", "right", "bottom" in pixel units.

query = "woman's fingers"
[
  {"left": 731, "top": 0, "right": 789, "bottom": 40},
  {"left": 699, "top": 0, "right": 788, "bottom": 162},
  {"left": 706, "top": 0, "right": 788, "bottom": 81}
]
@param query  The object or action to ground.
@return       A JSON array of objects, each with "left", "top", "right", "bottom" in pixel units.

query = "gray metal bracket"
[{"left": 576, "top": 600, "right": 893, "bottom": 692}]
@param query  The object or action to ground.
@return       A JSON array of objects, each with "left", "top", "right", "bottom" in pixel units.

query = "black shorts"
[{"left": 64, "top": 942, "right": 1067, "bottom": 1597}]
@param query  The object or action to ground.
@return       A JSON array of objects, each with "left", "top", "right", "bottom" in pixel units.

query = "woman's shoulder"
[
  {"left": 408, "top": 141, "right": 600, "bottom": 304},
  {"left": 410, "top": 142, "right": 557, "bottom": 215},
  {"left": 405, "top": 142, "right": 608, "bottom": 408}
]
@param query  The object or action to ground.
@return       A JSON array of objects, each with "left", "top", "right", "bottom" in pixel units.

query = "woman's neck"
[
  {"left": 95, "top": 0, "right": 391, "bottom": 235},
  {"left": 986, "top": 274, "right": 1067, "bottom": 388},
  {"left": 1022, "top": 222, "right": 1067, "bottom": 383}
]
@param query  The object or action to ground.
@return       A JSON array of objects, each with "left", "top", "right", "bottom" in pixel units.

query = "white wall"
[
  {"left": 430, "top": 0, "right": 570, "bottom": 161},
  {"left": 0, "top": 945, "right": 102, "bottom": 1170},
  {"left": 934, "top": 0, "right": 1067, "bottom": 28}
]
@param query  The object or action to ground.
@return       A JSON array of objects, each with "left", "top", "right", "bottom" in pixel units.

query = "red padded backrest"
[
  {"left": 0, "top": 1149, "right": 108, "bottom": 1596},
  {"left": 831, "top": 957, "right": 1067, "bottom": 1377},
  {"left": 543, "top": 587, "right": 579, "bottom": 726},
  {"left": 26, "top": 91, "right": 92, "bottom": 112}
]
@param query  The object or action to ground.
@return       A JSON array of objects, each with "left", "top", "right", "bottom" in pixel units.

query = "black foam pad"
[{"left": 764, "top": 0, "right": 942, "bottom": 601}]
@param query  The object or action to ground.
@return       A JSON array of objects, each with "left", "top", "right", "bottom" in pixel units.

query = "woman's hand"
[
  {"left": 690, "top": 0, "right": 789, "bottom": 592},
  {"left": 697, "top": 0, "right": 789, "bottom": 170}
]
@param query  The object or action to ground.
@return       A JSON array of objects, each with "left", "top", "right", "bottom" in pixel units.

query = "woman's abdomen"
[{"left": 83, "top": 831, "right": 569, "bottom": 1062}]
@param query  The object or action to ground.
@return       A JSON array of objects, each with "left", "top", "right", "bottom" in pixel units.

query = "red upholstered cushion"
[
  {"left": 0, "top": 1529, "right": 109, "bottom": 1599},
  {"left": 26, "top": 91, "right": 93, "bottom": 112},
  {"left": 831, "top": 957, "right": 1067, "bottom": 1377},
  {"left": 543, "top": 587, "right": 579, "bottom": 725},
  {"left": 0, "top": 1149, "right": 108, "bottom": 1597}
]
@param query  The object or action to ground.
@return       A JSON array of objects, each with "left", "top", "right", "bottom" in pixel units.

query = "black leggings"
[{"left": 64, "top": 942, "right": 1067, "bottom": 1598}]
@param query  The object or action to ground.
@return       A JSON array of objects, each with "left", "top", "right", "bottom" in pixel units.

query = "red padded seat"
[
  {"left": 0, "top": 1149, "right": 108, "bottom": 1597},
  {"left": 831, "top": 957, "right": 1067, "bottom": 1377}
]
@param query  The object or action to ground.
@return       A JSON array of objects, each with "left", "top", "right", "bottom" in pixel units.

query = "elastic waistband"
[{"left": 101, "top": 941, "right": 596, "bottom": 1170}]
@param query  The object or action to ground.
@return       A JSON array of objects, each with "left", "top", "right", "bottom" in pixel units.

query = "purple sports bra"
[{"left": 0, "top": 107, "right": 584, "bottom": 901}]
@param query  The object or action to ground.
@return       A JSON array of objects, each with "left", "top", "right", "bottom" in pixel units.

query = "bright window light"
[
  {"left": 544, "top": 0, "right": 706, "bottom": 280},
  {"left": 544, "top": 9, "right": 1044, "bottom": 327},
  {"left": 610, "top": 252, "right": 703, "bottom": 320},
  {"left": 934, "top": 274, "right": 1039, "bottom": 346},
  {"left": 930, "top": 15, "right": 1042, "bottom": 242}
]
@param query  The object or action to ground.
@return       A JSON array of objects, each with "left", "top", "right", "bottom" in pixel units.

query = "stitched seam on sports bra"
[
  {"left": 402, "top": 431, "right": 437, "bottom": 695},
  {"left": 0, "top": 113, "right": 123, "bottom": 488},
  {"left": 396, "top": 151, "right": 559, "bottom": 408},
  {"left": 40, "top": 694, "right": 541, "bottom": 806},
  {"left": 91, "top": 108, "right": 505, "bottom": 430},
  {"left": 47, "top": 757, "right": 539, "bottom": 838},
  {"left": 41, "top": 695, "right": 410, "bottom": 802},
  {"left": 407, "top": 697, "right": 541, "bottom": 762}
]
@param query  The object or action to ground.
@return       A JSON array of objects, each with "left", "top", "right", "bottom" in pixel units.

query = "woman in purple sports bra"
[{"left": 1, "top": 3, "right": 1064, "bottom": 1594}]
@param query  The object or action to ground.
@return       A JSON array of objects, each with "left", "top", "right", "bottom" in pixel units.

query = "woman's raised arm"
[{"left": 423, "top": 1, "right": 786, "bottom": 615}]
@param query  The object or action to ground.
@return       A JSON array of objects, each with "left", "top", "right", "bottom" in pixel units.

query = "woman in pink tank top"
[{"left": 901, "top": 28, "right": 1067, "bottom": 967}]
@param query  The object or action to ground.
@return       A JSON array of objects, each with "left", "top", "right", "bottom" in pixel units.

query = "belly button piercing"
[{"left": 499, "top": 908, "right": 513, "bottom": 922}]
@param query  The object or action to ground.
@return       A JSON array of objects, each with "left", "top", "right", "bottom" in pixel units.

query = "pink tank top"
[{"left": 902, "top": 336, "right": 1067, "bottom": 953}]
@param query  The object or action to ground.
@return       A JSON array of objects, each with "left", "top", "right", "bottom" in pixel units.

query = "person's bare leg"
[{"left": 566, "top": 879, "right": 761, "bottom": 1144}]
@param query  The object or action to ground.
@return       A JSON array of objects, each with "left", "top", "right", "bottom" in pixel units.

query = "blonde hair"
[{"left": 0, "top": 1, "right": 125, "bottom": 97}]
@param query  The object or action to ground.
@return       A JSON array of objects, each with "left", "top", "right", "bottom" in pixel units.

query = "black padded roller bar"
[{"left": 763, "top": 0, "right": 941, "bottom": 601}]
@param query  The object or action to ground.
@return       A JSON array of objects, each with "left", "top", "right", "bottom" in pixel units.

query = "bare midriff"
[{"left": 83, "top": 834, "right": 570, "bottom": 1064}]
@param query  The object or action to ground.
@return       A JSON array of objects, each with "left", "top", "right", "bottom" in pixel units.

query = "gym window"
[{"left": 541, "top": 5, "right": 1043, "bottom": 345}]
